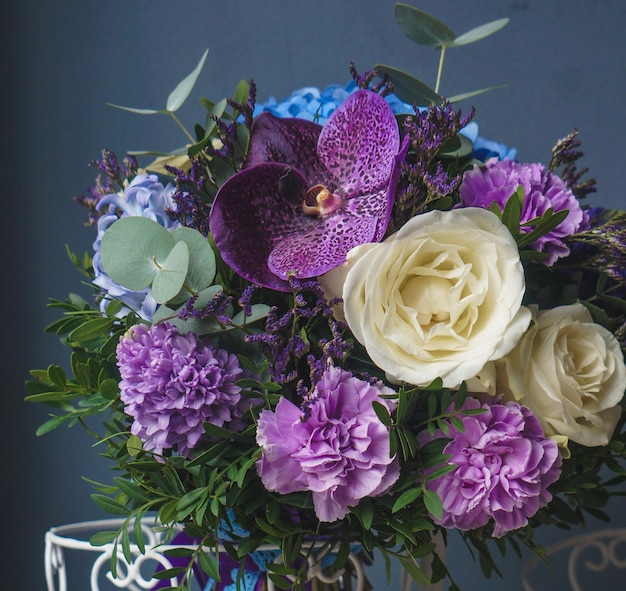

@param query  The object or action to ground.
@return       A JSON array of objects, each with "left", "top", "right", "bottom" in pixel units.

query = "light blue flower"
[
  {"left": 254, "top": 80, "right": 414, "bottom": 125},
  {"left": 92, "top": 174, "right": 180, "bottom": 320},
  {"left": 460, "top": 121, "right": 517, "bottom": 161},
  {"left": 254, "top": 82, "right": 516, "bottom": 161}
]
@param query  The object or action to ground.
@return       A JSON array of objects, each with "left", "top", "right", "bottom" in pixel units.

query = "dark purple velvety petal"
[
  {"left": 245, "top": 113, "right": 332, "bottom": 186},
  {"left": 268, "top": 211, "right": 378, "bottom": 279},
  {"left": 209, "top": 162, "right": 315, "bottom": 291},
  {"left": 318, "top": 90, "right": 400, "bottom": 197}
]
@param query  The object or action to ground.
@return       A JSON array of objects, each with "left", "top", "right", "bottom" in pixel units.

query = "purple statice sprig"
[
  {"left": 204, "top": 80, "right": 257, "bottom": 170},
  {"left": 165, "top": 158, "right": 213, "bottom": 236},
  {"left": 387, "top": 100, "right": 474, "bottom": 235},
  {"left": 246, "top": 277, "right": 351, "bottom": 386},
  {"left": 349, "top": 62, "right": 394, "bottom": 97},
  {"left": 74, "top": 149, "right": 139, "bottom": 225},
  {"left": 549, "top": 129, "right": 597, "bottom": 200}
]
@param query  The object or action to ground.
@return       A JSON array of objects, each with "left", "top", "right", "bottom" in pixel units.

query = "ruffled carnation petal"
[
  {"left": 419, "top": 397, "right": 562, "bottom": 537},
  {"left": 116, "top": 322, "right": 245, "bottom": 458},
  {"left": 255, "top": 365, "right": 399, "bottom": 522}
]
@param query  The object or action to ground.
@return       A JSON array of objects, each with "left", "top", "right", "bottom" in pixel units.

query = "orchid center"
[{"left": 302, "top": 184, "right": 342, "bottom": 217}]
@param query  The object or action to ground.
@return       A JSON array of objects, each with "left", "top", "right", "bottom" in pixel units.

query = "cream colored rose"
[
  {"left": 496, "top": 303, "right": 626, "bottom": 446},
  {"left": 328, "top": 207, "right": 531, "bottom": 388}
]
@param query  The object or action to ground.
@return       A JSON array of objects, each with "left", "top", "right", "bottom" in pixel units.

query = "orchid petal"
[
  {"left": 268, "top": 212, "right": 379, "bottom": 280},
  {"left": 318, "top": 89, "right": 400, "bottom": 196},
  {"left": 209, "top": 162, "right": 310, "bottom": 291},
  {"left": 246, "top": 113, "right": 331, "bottom": 185}
]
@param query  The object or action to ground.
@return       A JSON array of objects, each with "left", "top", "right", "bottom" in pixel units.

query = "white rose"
[
  {"left": 327, "top": 207, "right": 531, "bottom": 388},
  {"left": 496, "top": 303, "right": 626, "bottom": 446}
]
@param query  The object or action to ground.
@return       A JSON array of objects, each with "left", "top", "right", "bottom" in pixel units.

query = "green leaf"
[
  {"left": 46, "top": 365, "right": 67, "bottom": 387},
  {"left": 446, "top": 85, "right": 506, "bottom": 104},
  {"left": 127, "top": 435, "right": 143, "bottom": 457},
  {"left": 91, "top": 494, "right": 132, "bottom": 516},
  {"left": 177, "top": 487, "right": 207, "bottom": 519},
  {"left": 100, "top": 217, "right": 175, "bottom": 291},
  {"left": 391, "top": 487, "right": 422, "bottom": 513},
  {"left": 165, "top": 49, "right": 209, "bottom": 112},
  {"left": 374, "top": 64, "right": 441, "bottom": 106},
  {"left": 68, "top": 318, "right": 115, "bottom": 343},
  {"left": 99, "top": 378, "right": 119, "bottom": 400},
  {"left": 393, "top": 4, "right": 456, "bottom": 48},
  {"left": 372, "top": 400, "right": 392, "bottom": 426},
  {"left": 170, "top": 227, "right": 216, "bottom": 292},
  {"left": 425, "top": 464, "right": 457, "bottom": 481},
  {"left": 113, "top": 477, "right": 149, "bottom": 502},
  {"left": 231, "top": 304, "right": 271, "bottom": 327},
  {"left": 198, "top": 551, "right": 220, "bottom": 580},
  {"left": 423, "top": 489, "right": 443, "bottom": 519},
  {"left": 105, "top": 104, "right": 164, "bottom": 116},
  {"left": 90, "top": 530, "right": 118, "bottom": 546},
  {"left": 151, "top": 239, "right": 189, "bottom": 304},
  {"left": 451, "top": 18, "right": 509, "bottom": 47},
  {"left": 232, "top": 79, "right": 250, "bottom": 106}
]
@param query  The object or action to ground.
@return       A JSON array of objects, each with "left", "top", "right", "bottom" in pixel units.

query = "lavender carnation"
[
  {"left": 459, "top": 158, "right": 589, "bottom": 265},
  {"left": 256, "top": 365, "right": 399, "bottom": 522},
  {"left": 420, "top": 397, "right": 561, "bottom": 538},
  {"left": 116, "top": 322, "right": 244, "bottom": 457}
]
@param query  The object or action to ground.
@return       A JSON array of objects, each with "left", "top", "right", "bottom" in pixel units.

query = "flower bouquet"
[{"left": 27, "top": 4, "right": 626, "bottom": 590}]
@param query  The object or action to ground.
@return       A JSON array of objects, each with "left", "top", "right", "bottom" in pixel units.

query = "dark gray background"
[{"left": 5, "top": 1, "right": 626, "bottom": 589}]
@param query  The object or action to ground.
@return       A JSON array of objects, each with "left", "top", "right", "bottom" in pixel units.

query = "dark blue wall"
[{"left": 6, "top": 1, "right": 626, "bottom": 589}]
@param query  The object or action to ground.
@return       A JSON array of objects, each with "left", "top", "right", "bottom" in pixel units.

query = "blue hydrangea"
[
  {"left": 254, "top": 81, "right": 516, "bottom": 161},
  {"left": 92, "top": 174, "right": 180, "bottom": 320}
]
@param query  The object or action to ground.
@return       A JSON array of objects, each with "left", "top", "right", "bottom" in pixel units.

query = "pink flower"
[
  {"left": 256, "top": 365, "right": 399, "bottom": 521},
  {"left": 419, "top": 397, "right": 561, "bottom": 537},
  {"left": 459, "top": 158, "right": 589, "bottom": 265}
]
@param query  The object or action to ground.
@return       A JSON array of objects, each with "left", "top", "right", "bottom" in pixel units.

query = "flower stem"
[
  {"left": 168, "top": 111, "right": 196, "bottom": 144},
  {"left": 435, "top": 45, "right": 447, "bottom": 95}
]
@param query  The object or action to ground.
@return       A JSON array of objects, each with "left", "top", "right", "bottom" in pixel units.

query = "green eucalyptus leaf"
[
  {"left": 151, "top": 239, "right": 189, "bottom": 304},
  {"left": 100, "top": 217, "right": 175, "bottom": 291},
  {"left": 232, "top": 79, "right": 250, "bottom": 106},
  {"left": 165, "top": 49, "right": 209, "bottom": 112},
  {"left": 170, "top": 227, "right": 216, "bottom": 292},
  {"left": 105, "top": 104, "right": 165, "bottom": 116},
  {"left": 393, "top": 4, "right": 456, "bottom": 48},
  {"left": 446, "top": 85, "right": 506, "bottom": 103},
  {"left": 374, "top": 64, "right": 441, "bottom": 106},
  {"left": 231, "top": 304, "right": 270, "bottom": 327},
  {"left": 439, "top": 132, "right": 473, "bottom": 158},
  {"left": 451, "top": 18, "right": 509, "bottom": 47}
]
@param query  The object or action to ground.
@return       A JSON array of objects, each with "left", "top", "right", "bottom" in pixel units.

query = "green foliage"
[{"left": 374, "top": 3, "right": 508, "bottom": 104}]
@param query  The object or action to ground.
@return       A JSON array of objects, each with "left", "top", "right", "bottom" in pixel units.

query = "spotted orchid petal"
[{"left": 209, "top": 89, "right": 404, "bottom": 291}]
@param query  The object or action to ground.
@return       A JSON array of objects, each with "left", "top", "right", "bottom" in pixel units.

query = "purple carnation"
[
  {"left": 459, "top": 158, "right": 589, "bottom": 265},
  {"left": 256, "top": 365, "right": 399, "bottom": 522},
  {"left": 116, "top": 322, "right": 244, "bottom": 457},
  {"left": 419, "top": 397, "right": 561, "bottom": 538}
]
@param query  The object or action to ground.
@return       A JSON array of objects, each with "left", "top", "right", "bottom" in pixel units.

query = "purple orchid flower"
[{"left": 209, "top": 89, "right": 406, "bottom": 291}]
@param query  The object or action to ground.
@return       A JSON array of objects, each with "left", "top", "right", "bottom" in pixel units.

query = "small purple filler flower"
[
  {"left": 420, "top": 397, "right": 561, "bottom": 538},
  {"left": 209, "top": 89, "right": 406, "bottom": 291},
  {"left": 116, "top": 322, "right": 244, "bottom": 457},
  {"left": 256, "top": 364, "right": 399, "bottom": 522},
  {"left": 459, "top": 158, "right": 589, "bottom": 265}
]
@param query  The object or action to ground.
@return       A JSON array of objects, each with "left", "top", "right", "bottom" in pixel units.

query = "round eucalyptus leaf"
[
  {"left": 232, "top": 304, "right": 270, "bottom": 327},
  {"left": 170, "top": 226, "right": 216, "bottom": 292},
  {"left": 393, "top": 4, "right": 456, "bottom": 48},
  {"left": 151, "top": 239, "right": 190, "bottom": 304},
  {"left": 100, "top": 216, "right": 175, "bottom": 291}
]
